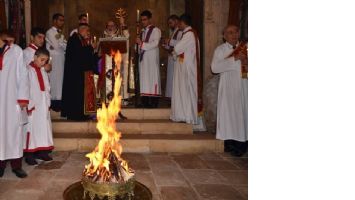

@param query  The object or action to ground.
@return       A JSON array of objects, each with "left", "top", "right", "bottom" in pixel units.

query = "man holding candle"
[
  {"left": 61, "top": 23, "right": 99, "bottom": 121},
  {"left": 136, "top": 10, "right": 162, "bottom": 108},
  {"left": 211, "top": 25, "right": 248, "bottom": 157}
]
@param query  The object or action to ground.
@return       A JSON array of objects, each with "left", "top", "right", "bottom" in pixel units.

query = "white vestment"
[
  {"left": 165, "top": 28, "right": 182, "bottom": 98},
  {"left": 0, "top": 44, "right": 29, "bottom": 160},
  {"left": 46, "top": 26, "right": 66, "bottom": 100},
  {"left": 24, "top": 64, "right": 53, "bottom": 152},
  {"left": 139, "top": 25, "right": 161, "bottom": 96},
  {"left": 70, "top": 28, "right": 78, "bottom": 36},
  {"left": 23, "top": 44, "right": 38, "bottom": 66},
  {"left": 170, "top": 26, "right": 198, "bottom": 124},
  {"left": 211, "top": 42, "right": 248, "bottom": 141}
]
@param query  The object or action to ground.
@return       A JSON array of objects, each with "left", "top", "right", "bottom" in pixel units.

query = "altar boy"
[{"left": 24, "top": 48, "right": 54, "bottom": 165}]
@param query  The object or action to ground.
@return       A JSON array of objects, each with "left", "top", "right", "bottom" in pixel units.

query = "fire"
[{"left": 83, "top": 51, "right": 134, "bottom": 183}]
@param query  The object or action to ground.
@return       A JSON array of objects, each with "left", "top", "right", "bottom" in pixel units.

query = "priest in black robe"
[{"left": 61, "top": 23, "right": 99, "bottom": 120}]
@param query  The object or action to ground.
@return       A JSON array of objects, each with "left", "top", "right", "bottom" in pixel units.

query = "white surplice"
[
  {"left": 23, "top": 44, "right": 38, "bottom": 66},
  {"left": 170, "top": 26, "right": 198, "bottom": 124},
  {"left": 165, "top": 28, "right": 182, "bottom": 98},
  {"left": 24, "top": 64, "right": 53, "bottom": 152},
  {"left": 0, "top": 44, "right": 29, "bottom": 160},
  {"left": 139, "top": 25, "right": 161, "bottom": 96},
  {"left": 211, "top": 42, "right": 248, "bottom": 142},
  {"left": 46, "top": 26, "right": 66, "bottom": 100}
]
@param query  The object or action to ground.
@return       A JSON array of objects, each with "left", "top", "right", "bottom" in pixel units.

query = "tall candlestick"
[
  {"left": 137, "top": 9, "right": 140, "bottom": 22},
  {"left": 86, "top": 12, "right": 89, "bottom": 24}
]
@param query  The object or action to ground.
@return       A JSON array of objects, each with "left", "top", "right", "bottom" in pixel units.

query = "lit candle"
[
  {"left": 86, "top": 12, "right": 89, "bottom": 24},
  {"left": 137, "top": 9, "right": 140, "bottom": 22},
  {"left": 93, "top": 36, "right": 96, "bottom": 43}
]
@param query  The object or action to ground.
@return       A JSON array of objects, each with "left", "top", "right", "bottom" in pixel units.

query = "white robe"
[
  {"left": 0, "top": 44, "right": 29, "bottom": 160},
  {"left": 24, "top": 64, "right": 53, "bottom": 152},
  {"left": 70, "top": 28, "right": 78, "bottom": 37},
  {"left": 23, "top": 44, "right": 38, "bottom": 66},
  {"left": 139, "top": 26, "right": 161, "bottom": 96},
  {"left": 211, "top": 42, "right": 248, "bottom": 142},
  {"left": 165, "top": 28, "right": 182, "bottom": 98},
  {"left": 46, "top": 26, "right": 66, "bottom": 100},
  {"left": 170, "top": 26, "right": 198, "bottom": 124}
]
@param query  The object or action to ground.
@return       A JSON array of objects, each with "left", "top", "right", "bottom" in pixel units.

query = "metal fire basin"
[{"left": 63, "top": 180, "right": 152, "bottom": 200}]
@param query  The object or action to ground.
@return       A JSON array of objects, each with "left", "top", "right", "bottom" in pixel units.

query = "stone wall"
[{"left": 203, "top": 0, "right": 230, "bottom": 132}]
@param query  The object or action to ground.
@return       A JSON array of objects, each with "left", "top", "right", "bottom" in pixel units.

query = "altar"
[{"left": 84, "top": 36, "right": 135, "bottom": 114}]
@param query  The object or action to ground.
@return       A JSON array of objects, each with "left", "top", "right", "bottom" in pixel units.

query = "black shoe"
[
  {"left": 231, "top": 149, "right": 244, "bottom": 157},
  {"left": 25, "top": 156, "right": 38, "bottom": 165},
  {"left": 12, "top": 168, "right": 27, "bottom": 178},
  {"left": 35, "top": 153, "right": 53, "bottom": 161},
  {"left": 0, "top": 168, "right": 4, "bottom": 177}
]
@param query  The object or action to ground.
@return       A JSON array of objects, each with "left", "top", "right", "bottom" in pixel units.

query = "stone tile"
[
  {"left": 135, "top": 171, "right": 159, "bottom": 195},
  {"left": 15, "top": 169, "right": 57, "bottom": 190},
  {"left": 121, "top": 153, "right": 150, "bottom": 171},
  {"left": 160, "top": 186, "right": 198, "bottom": 200},
  {"left": 147, "top": 155, "right": 179, "bottom": 170},
  {"left": 38, "top": 180, "right": 74, "bottom": 200},
  {"left": 151, "top": 168, "right": 187, "bottom": 186},
  {"left": 0, "top": 189, "right": 44, "bottom": 200},
  {"left": 53, "top": 138, "right": 78, "bottom": 151},
  {"left": 171, "top": 155, "right": 209, "bottom": 169},
  {"left": 51, "top": 151, "right": 71, "bottom": 162},
  {"left": 150, "top": 140, "right": 219, "bottom": 153},
  {"left": 205, "top": 160, "right": 239, "bottom": 170},
  {"left": 218, "top": 170, "right": 248, "bottom": 186},
  {"left": 226, "top": 158, "right": 248, "bottom": 170},
  {"left": 183, "top": 169, "right": 225, "bottom": 185},
  {"left": 54, "top": 165, "right": 84, "bottom": 182},
  {"left": 194, "top": 184, "right": 245, "bottom": 200},
  {"left": 198, "top": 153, "right": 223, "bottom": 161},
  {"left": 234, "top": 186, "right": 248, "bottom": 199},
  {"left": 0, "top": 180, "right": 19, "bottom": 195},
  {"left": 35, "top": 161, "right": 65, "bottom": 170}
]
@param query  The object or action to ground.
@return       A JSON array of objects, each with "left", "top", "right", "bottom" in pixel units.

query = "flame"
[{"left": 83, "top": 51, "right": 134, "bottom": 183}]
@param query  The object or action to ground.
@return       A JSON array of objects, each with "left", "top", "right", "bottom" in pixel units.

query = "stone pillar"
[
  {"left": 24, "top": 0, "right": 31, "bottom": 45},
  {"left": 203, "top": 0, "right": 229, "bottom": 132}
]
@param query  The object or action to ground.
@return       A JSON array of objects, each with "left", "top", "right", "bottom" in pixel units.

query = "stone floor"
[{"left": 0, "top": 152, "right": 247, "bottom": 200}]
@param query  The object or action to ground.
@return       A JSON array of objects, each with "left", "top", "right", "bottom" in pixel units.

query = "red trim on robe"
[
  {"left": 23, "top": 146, "right": 54, "bottom": 153},
  {"left": 30, "top": 62, "right": 45, "bottom": 91},
  {"left": 0, "top": 45, "right": 10, "bottom": 70},
  {"left": 27, "top": 106, "right": 35, "bottom": 115},
  {"left": 17, "top": 99, "right": 29, "bottom": 104},
  {"left": 140, "top": 93, "right": 162, "bottom": 97},
  {"left": 29, "top": 43, "right": 38, "bottom": 51},
  {"left": 25, "top": 132, "right": 30, "bottom": 150},
  {"left": 181, "top": 29, "right": 203, "bottom": 113}
]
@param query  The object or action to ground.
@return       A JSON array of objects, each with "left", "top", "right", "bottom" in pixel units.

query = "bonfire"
[{"left": 82, "top": 51, "right": 135, "bottom": 200}]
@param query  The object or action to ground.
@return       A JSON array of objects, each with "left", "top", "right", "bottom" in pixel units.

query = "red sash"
[
  {"left": 29, "top": 43, "right": 38, "bottom": 51},
  {"left": 139, "top": 25, "right": 155, "bottom": 62},
  {"left": 180, "top": 29, "right": 203, "bottom": 113},
  {"left": 0, "top": 45, "right": 10, "bottom": 70},
  {"left": 30, "top": 62, "right": 45, "bottom": 91}
]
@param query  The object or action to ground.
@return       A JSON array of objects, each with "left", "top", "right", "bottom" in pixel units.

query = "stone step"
[
  {"left": 52, "top": 119, "right": 193, "bottom": 134},
  {"left": 53, "top": 133, "right": 223, "bottom": 153},
  {"left": 50, "top": 108, "right": 171, "bottom": 120}
]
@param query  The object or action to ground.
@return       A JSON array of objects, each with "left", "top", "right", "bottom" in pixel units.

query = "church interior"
[{"left": 0, "top": 0, "right": 248, "bottom": 199}]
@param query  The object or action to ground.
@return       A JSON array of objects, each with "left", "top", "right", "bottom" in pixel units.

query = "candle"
[
  {"left": 86, "top": 12, "right": 89, "bottom": 24},
  {"left": 137, "top": 9, "right": 140, "bottom": 22},
  {"left": 93, "top": 36, "right": 96, "bottom": 43}
]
